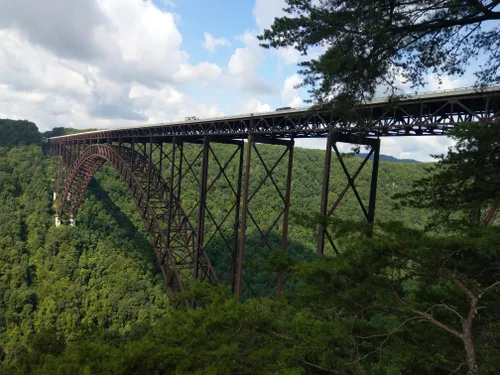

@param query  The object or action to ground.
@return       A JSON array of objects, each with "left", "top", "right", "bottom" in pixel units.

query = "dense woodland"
[{"left": 0, "top": 119, "right": 498, "bottom": 374}]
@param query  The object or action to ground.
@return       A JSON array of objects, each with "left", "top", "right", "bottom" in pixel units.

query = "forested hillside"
[{"left": 0, "top": 121, "right": 498, "bottom": 374}]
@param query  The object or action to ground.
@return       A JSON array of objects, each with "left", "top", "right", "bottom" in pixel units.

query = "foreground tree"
[
  {"left": 290, "top": 223, "right": 500, "bottom": 375},
  {"left": 259, "top": 0, "right": 500, "bottom": 102},
  {"left": 396, "top": 121, "right": 500, "bottom": 227}
]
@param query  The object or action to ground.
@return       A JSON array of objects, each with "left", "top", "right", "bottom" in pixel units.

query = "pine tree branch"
[
  {"left": 393, "top": 294, "right": 463, "bottom": 338},
  {"left": 479, "top": 281, "right": 500, "bottom": 298}
]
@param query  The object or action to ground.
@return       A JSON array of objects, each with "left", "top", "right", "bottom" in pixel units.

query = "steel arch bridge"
[{"left": 48, "top": 86, "right": 500, "bottom": 305}]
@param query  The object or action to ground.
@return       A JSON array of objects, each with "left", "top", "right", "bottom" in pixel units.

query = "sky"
[{"left": 0, "top": 0, "right": 472, "bottom": 161}]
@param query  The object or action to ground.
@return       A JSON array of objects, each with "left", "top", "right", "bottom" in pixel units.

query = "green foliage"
[
  {"left": 1, "top": 125, "right": 498, "bottom": 374},
  {"left": 0, "top": 144, "right": 169, "bottom": 374},
  {"left": 259, "top": 0, "right": 500, "bottom": 103},
  {"left": 396, "top": 121, "right": 500, "bottom": 227},
  {"left": 0, "top": 119, "right": 40, "bottom": 147}
]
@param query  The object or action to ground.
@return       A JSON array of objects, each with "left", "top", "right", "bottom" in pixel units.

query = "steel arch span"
[{"left": 56, "top": 144, "right": 217, "bottom": 304}]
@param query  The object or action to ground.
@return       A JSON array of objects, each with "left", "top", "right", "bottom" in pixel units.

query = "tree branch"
[
  {"left": 479, "top": 281, "right": 500, "bottom": 298},
  {"left": 393, "top": 294, "right": 463, "bottom": 338},
  {"left": 301, "top": 359, "right": 335, "bottom": 373},
  {"left": 394, "top": 12, "right": 500, "bottom": 34}
]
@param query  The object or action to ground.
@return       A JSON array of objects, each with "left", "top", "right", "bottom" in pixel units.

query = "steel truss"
[
  {"left": 317, "top": 133, "right": 380, "bottom": 255},
  {"left": 49, "top": 88, "right": 500, "bottom": 143}
]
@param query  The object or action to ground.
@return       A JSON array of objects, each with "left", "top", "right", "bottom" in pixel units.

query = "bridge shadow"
[
  {"left": 207, "top": 229, "right": 315, "bottom": 300},
  {"left": 85, "top": 177, "right": 159, "bottom": 271},
  {"left": 81, "top": 175, "right": 317, "bottom": 295}
]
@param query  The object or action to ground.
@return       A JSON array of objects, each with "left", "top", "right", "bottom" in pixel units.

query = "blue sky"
[{"left": 0, "top": 0, "right": 473, "bottom": 160}]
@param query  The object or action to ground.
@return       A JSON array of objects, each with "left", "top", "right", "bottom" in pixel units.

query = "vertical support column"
[
  {"left": 146, "top": 133, "right": 153, "bottom": 203},
  {"left": 55, "top": 143, "right": 62, "bottom": 228},
  {"left": 230, "top": 143, "right": 244, "bottom": 293},
  {"left": 195, "top": 136, "right": 209, "bottom": 280},
  {"left": 317, "top": 131, "right": 334, "bottom": 255},
  {"left": 177, "top": 141, "right": 184, "bottom": 199},
  {"left": 58, "top": 143, "right": 63, "bottom": 196},
  {"left": 367, "top": 138, "right": 380, "bottom": 237},
  {"left": 236, "top": 134, "right": 253, "bottom": 301},
  {"left": 277, "top": 140, "right": 294, "bottom": 299},
  {"left": 158, "top": 142, "right": 163, "bottom": 180},
  {"left": 165, "top": 138, "right": 177, "bottom": 251},
  {"left": 131, "top": 137, "right": 135, "bottom": 172}
]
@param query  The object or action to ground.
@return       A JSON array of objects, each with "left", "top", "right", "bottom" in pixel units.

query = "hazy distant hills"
[{"left": 356, "top": 152, "right": 420, "bottom": 164}]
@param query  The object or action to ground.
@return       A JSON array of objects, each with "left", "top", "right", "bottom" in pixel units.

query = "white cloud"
[
  {"left": 128, "top": 83, "right": 223, "bottom": 123},
  {"left": 161, "top": 0, "right": 176, "bottom": 8},
  {"left": 253, "top": 0, "right": 286, "bottom": 30},
  {"left": 0, "top": 0, "right": 224, "bottom": 131},
  {"left": 381, "top": 136, "right": 455, "bottom": 162},
  {"left": 174, "top": 62, "right": 222, "bottom": 84},
  {"left": 428, "top": 75, "right": 463, "bottom": 91},
  {"left": 1, "top": 0, "right": 222, "bottom": 88},
  {"left": 277, "top": 48, "right": 301, "bottom": 65},
  {"left": 202, "top": 32, "right": 230, "bottom": 53},
  {"left": 228, "top": 31, "right": 275, "bottom": 94},
  {"left": 0, "top": 0, "right": 108, "bottom": 61},
  {"left": 281, "top": 74, "right": 303, "bottom": 107},
  {"left": 239, "top": 99, "right": 271, "bottom": 114}
]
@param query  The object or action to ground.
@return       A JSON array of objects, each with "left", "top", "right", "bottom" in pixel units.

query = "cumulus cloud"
[
  {"left": 0, "top": 0, "right": 224, "bottom": 131},
  {"left": 228, "top": 31, "right": 275, "bottom": 94},
  {"left": 381, "top": 137, "right": 455, "bottom": 162},
  {"left": 202, "top": 32, "right": 230, "bottom": 53},
  {"left": 252, "top": 0, "right": 302, "bottom": 66},
  {"left": 428, "top": 75, "right": 463, "bottom": 91},
  {"left": 277, "top": 48, "right": 301, "bottom": 65},
  {"left": 0, "top": 0, "right": 108, "bottom": 61},
  {"left": 253, "top": 0, "right": 286, "bottom": 30},
  {"left": 281, "top": 74, "right": 303, "bottom": 107},
  {"left": 239, "top": 99, "right": 272, "bottom": 114}
]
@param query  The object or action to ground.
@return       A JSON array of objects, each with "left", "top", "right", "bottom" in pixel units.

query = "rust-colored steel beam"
[
  {"left": 317, "top": 131, "right": 334, "bottom": 255},
  {"left": 56, "top": 143, "right": 216, "bottom": 305},
  {"left": 236, "top": 134, "right": 253, "bottom": 301},
  {"left": 277, "top": 141, "right": 294, "bottom": 299},
  {"left": 195, "top": 136, "right": 209, "bottom": 281}
]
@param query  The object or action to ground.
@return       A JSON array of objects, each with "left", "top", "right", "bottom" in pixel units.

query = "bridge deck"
[{"left": 49, "top": 86, "right": 500, "bottom": 143}]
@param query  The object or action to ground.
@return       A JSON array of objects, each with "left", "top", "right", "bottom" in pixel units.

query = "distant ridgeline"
[
  {"left": 0, "top": 119, "right": 41, "bottom": 147},
  {"left": 356, "top": 152, "right": 420, "bottom": 163},
  {"left": 0, "top": 120, "right": 100, "bottom": 148}
]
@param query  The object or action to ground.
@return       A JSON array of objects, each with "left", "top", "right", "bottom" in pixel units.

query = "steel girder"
[
  {"left": 56, "top": 143, "right": 217, "bottom": 305},
  {"left": 48, "top": 88, "right": 500, "bottom": 144}
]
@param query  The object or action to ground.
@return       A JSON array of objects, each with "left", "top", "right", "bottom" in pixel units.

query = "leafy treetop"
[{"left": 259, "top": 0, "right": 500, "bottom": 103}]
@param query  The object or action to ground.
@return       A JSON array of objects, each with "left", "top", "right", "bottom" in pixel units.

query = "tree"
[
  {"left": 259, "top": 0, "right": 500, "bottom": 103},
  {"left": 0, "top": 119, "right": 40, "bottom": 147},
  {"left": 289, "top": 223, "right": 500, "bottom": 375},
  {"left": 396, "top": 121, "right": 500, "bottom": 227}
]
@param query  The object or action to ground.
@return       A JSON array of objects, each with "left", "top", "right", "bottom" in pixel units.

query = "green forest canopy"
[{"left": 0, "top": 120, "right": 497, "bottom": 374}]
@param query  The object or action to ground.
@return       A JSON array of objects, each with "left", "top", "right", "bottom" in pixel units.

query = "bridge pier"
[
  {"left": 236, "top": 136, "right": 295, "bottom": 301},
  {"left": 317, "top": 131, "right": 381, "bottom": 255}
]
